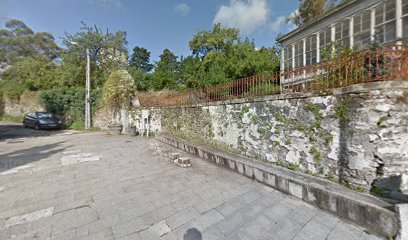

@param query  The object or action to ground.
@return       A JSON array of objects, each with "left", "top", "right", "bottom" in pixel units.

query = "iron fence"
[{"left": 139, "top": 45, "right": 408, "bottom": 107}]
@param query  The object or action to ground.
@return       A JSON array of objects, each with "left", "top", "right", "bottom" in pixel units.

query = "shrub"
[
  {"left": 102, "top": 69, "right": 136, "bottom": 122},
  {"left": 39, "top": 87, "right": 101, "bottom": 126}
]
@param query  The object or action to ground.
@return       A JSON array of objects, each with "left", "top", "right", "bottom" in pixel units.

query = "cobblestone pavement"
[{"left": 0, "top": 127, "right": 383, "bottom": 239}]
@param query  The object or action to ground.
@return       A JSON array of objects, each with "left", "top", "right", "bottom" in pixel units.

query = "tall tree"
[
  {"left": 179, "top": 56, "right": 200, "bottom": 88},
  {"left": 0, "top": 56, "right": 58, "bottom": 100},
  {"left": 129, "top": 46, "right": 153, "bottom": 73},
  {"left": 62, "top": 22, "right": 128, "bottom": 87},
  {"left": 189, "top": 23, "right": 239, "bottom": 58},
  {"left": 287, "top": 0, "right": 329, "bottom": 26},
  {"left": 0, "top": 19, "right": 60, "bottom": 67},
  {"left": 151, "top": 49, "right": 179, "bottom": 90}
]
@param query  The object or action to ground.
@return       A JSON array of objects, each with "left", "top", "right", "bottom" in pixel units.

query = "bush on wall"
[
  {"left": 102, "top": 69, "right": 135, "bottom": 123},
  {"left": 39, "top": 87, "right": 101, "bottom": 126}
]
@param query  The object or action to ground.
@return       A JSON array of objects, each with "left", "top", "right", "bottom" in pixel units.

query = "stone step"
[
  {"left": 157, "top": 134, "right": 399, "bottom": 238},
  {"left": 177, "top": 157, "right": 191, "bottom": 168}
]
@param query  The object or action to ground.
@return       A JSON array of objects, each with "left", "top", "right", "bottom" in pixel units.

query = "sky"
[{"left": 0, "top": 0, "right": 298, "bottom": 61}]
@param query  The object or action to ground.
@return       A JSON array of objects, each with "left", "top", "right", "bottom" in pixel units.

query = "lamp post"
[{"left": 70, "top": 42, "right": 91, "bottom": 130}]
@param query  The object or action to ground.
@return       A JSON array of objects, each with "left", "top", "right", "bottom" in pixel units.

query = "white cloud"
[
  {"left": 213, "top": 0, "right": 269, "bottom": 34},
  {"left": 175, "top": 3, "right": 190, "bottom": 16},
  {"left": 270, "top": 16, "right": 285, "bottom": 32},
  {"left": 89, "top": 0, "right": 123, "bottom": 10}
]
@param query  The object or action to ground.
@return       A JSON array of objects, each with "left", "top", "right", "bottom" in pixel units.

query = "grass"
[
  {"left": 288, "top": 163, "right": 299, "bottom": 171},
  {"left": 0, "top": 114, "right": 23, "bottom": 123}
]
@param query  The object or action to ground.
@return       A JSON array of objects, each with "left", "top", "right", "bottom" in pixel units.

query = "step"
[{"left": 157, "top": 134, "right": 398, "bottom": 238}]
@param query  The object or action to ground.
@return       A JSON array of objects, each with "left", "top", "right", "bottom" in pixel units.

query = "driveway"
[{"left": 0, "top": 123, "right": 382, "bottom": 239}]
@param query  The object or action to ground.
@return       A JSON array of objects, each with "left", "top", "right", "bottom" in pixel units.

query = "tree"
[
  {"left": 0, "top": 56, "right": 58, "bottom": 100},
  {"left": 179, "top": 56, "right": 200, "bottom": 88},
  {"left": 102, "top": 69, "right": 135, "bottom": 123},
  {"left": 151, "top": 49, "right": 179, "bottom": 90},
  {"left": 189, "top": 23, "right": 239, "bottom": 58},
  {"left": 287, "top": 0, "right": 329, "bottom": 26},
  {"left": 129, "top": 46, "right": 153, "bottom": 73},
  {"left": 62, "top": 22, "right": 128, "bottom": 87},
  {"left": 0, "top": 19, "right": 60, "bottom": 66}
]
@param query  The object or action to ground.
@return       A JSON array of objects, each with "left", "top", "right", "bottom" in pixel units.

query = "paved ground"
[{"left": 0, "top": 122, "right": 383, "bottom": 240}]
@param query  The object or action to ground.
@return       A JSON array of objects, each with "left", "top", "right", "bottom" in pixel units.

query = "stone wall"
[
  {"left": 2, "top": 91, "right": 43, "bottom": 117},
  {"left": 144, "top": 81, "right": 408, "bottom": 194}
]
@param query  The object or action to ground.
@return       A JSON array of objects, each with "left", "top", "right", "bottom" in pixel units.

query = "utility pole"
[
  {"left": 85, "top": 47, "right": 91, "bottom": 130},
  {"left": 70, "top": 42, "right": 91, "bottom": 130}
]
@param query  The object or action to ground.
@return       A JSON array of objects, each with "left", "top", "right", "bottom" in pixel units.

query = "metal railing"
[{"left": 139, "top": 45, "right": 408, "bottom": 107}]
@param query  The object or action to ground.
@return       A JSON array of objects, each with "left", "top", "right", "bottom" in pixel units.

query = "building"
[{"left": 277, "top": 0, "right": 408, "bottom": 86}]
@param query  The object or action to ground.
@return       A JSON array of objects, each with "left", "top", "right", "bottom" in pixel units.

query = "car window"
[{"left": 37, "top": 113, "right": 55, "bottom": 119}]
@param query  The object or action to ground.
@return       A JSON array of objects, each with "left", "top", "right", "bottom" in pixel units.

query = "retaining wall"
[{"left": 143, "top": 81, "right": 408, "bottom": 195}]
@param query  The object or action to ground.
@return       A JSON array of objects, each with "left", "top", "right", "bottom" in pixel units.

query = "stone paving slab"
[
  {"left": 157, "top": 134, "right": 398, "bottom": 238},
  {"left": 0, "top": 130, "right": 385, "bottom": 240}
]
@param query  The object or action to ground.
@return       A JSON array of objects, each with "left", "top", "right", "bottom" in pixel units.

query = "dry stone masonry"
[{"left": 138, "top": 81, "right": 408, "bottom": 197}]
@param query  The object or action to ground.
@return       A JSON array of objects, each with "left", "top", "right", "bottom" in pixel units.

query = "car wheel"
[
  {"left": 23, "top": 123, "right": 27, "bottom": 128},
  {"left": 34, "top": 124, "right": 40, "bottom": 130}
]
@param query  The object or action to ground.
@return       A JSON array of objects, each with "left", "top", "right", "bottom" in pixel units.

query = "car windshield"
[{"left": 37, "top": 113, "right": 55, "bottom": 119}]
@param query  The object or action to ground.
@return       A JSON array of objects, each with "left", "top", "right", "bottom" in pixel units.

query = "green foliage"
[
  {"left": 151, "top": 49, "right": 179, "bottom": 90},
  {"left": 325, "top": 172, "right": 338, "bottom": 182},
  {"left": 129, "top": 46, "right": 153, "bottom": 73},
  {"left": 189, "top": 23, "right": 239, "bottom": 58},
  {"left": 0, "top": 57, "right": 58, "bottom": 100},
  {"left": 257, "top": 127, "right": 266, "bottom": 135},
  {"left": 377, "top": 115, "right": 388, "bottom": 128},
  {"left": 287, "top": 0, "right": 339, "bottom": 27},
  {"left": 62, "top": 22, "right": 128, "bottom": 87},
  {"left": 334, "top": 98, "right": 351, "bottom": 123},
  {"left": 251, "top": 115, "right": 261, "bottom": 122},
  {"left": 102, "top": 69, "right": 136, "bottom": 119},
  {"left": 70, "top": 119, "right": 85, "bottom": 130},
  {"left": 371, "top": 186, "right": 384, "bottom": 195},
  {"left": 240, "top": 105, "right": 250, "bottom": 117},
  {"left": 305, "top": 104, "right": 324, "bottom": 122},
  {"left": 309, "top": 146, "right": 321, "bottom": 161},
  {"left": 0, "top": 114, "right": 23, "bottom": 122},
  {"left": 274, "top": 126, "right": 282, "bottom": 135},
  {"left": 0, "top": 19, "right": 60, "bottom": 65},
  {"left": 273, "top": 113, "right": 292, "bottom": 124},
  {"left": 288, "top": 163, "right": 300, "bottom": 171},
  {"left": 40, "top": 87, "right": 101, "bottom": 125}
]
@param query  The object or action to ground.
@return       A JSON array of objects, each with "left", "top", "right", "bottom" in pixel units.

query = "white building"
[{"left": 277, "top": 0, "right": 408, "bottom": 86}]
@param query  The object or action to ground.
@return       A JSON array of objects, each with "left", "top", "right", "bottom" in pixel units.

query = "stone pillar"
[
  {"left": 396, "top": 0, "right": 403, "bottom": 45},
  {"left": 281, "top": 47, "right": 285, "bottom": 87},
  {"left": 350, "top": 17, "right": 354, "bottom": 48},
  {"left": 370, "top": 8, "right": 376, "bottom": 42},
  {"left": 292, "top": 44, "right": 295, "bottom": 69},
  {"left": 281, "top": 47, "right": 285, "bottom": 72},
  {"left": 316, "top": 33, "right": 321, "bottom": 63}
]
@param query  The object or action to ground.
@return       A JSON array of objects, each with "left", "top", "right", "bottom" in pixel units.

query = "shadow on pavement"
[
  {"left": 0, "top": 141, "right": 66, "bottom": 173},
  {"left": 183, "top": 228, "right": 202, "bottom": 240},
  {"left": 0, "top": 122, "right": 64, "bottom": 142}
]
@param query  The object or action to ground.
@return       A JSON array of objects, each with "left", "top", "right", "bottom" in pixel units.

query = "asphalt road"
[{"left": 0, "top": 121, "right": 64, "bottom": 141}]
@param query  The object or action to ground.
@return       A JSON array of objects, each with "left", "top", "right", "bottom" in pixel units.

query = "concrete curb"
[{"left": 157, "top": 134, "right": 398, "bottom": 238}]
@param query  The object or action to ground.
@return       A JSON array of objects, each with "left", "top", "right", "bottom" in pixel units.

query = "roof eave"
[{"left": 277, "top": 0, "right": 358, "bottom": 43}]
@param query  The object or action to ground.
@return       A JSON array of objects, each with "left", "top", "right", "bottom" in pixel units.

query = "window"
[
  {"left": 375, "top": 0, "right": 396, "bottom": 44},
  {"left": 319, "top": 28, "right": 332, "bottom": 60},
  {"left": 353, "top": 9, "right": 371, "bottom": 49},
  {"left": 284, "top": 46, "right": 293, "bottom": 70},
  {"left": 305, "top": 35, "right": 317, "bottom": 65},
  {"left": 294, "top": 40, "right": 304, "bottom": 68},
  {"left": 335, "top": 19, "right": 350, "bottom": 48}
]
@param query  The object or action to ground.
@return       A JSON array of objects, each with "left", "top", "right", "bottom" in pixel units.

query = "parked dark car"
[{"left": 23, "top": 112, "right": 62, "bottom": 130}]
